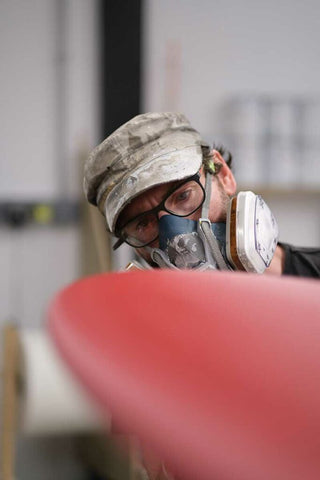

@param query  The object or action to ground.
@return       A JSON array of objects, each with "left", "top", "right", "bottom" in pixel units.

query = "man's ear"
[{"left": 212, "top": 150, "right": 237, "bottom": 196}]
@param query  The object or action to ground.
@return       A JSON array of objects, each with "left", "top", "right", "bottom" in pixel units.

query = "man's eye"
[
  {"left": 174, "top": 188, "right": 191, "bottom": 203},
  {"left": 136, "top": 219, "right": 149, "bottom": 230},
  {"left": 135, "top": 215, "right": 156, "bottom": 232}
]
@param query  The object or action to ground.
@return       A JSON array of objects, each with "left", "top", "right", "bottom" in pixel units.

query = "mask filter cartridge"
[{"left": 226, "top": 191, "right": 279, "bottom": 274}]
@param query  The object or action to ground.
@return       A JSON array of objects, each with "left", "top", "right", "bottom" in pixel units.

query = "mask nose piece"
[
  {"left": 158, "top": 216, "right": 198, "bottom": 250},
  {"left": 158, "top": 216, "right": 206, "bottom": 269}
]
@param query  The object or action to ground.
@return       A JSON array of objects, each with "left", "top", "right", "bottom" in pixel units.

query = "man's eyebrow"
[
  {"left": 119, "top": 173, "right": 200, "bottom": 228},
  {"left": 118, "top": 181, "right": 180, "bottom": 228}
]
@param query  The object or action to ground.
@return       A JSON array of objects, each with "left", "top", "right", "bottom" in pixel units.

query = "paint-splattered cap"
[{"left": 83, "top": 112, "right": 207, "bottom": 232}]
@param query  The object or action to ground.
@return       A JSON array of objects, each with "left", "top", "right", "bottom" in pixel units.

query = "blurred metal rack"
[{"left": 0, "top": 200, "right": 80, "bottom": 228}]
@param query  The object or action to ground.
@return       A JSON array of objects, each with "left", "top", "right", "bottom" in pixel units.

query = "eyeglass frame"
[{"left": 113, "top": 172, "right": 206, "bottom": 249}]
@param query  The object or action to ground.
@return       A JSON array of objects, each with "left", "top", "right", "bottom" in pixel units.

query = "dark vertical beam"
[
  {"left": 55, "top": 0, "right": 68, "bottom": 195},
  {"left": 99, "top": 0, "right": 143, "bottom": 139}
]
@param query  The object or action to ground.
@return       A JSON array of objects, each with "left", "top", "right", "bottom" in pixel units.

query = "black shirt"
[{"left": 280, "top": 242, "right": 320, "bottom": 278}]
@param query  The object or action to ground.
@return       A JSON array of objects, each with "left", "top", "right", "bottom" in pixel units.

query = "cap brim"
[{"left": 103, "top": 144, "right": 203, "bottom": 232}]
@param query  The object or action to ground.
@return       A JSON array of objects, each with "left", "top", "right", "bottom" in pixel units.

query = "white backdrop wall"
[
  {"left": 143, "top": 0, "right": 320, "bottom": 135},
  {"left": 1, "top": 2, "right": 100, "bottom": 479},
  {"left": 0, "top": 0, "right": 99, "bottom": 329},
  {"left": 142, "top": 0, "right": 320, "bottom": 250}
]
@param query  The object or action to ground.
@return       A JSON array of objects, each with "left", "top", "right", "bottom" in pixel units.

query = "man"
[
  {"left": 84, "top": 111, "right": 320, "bottom": 278},
  {"left": 83, "top": 112, "right": 319, "bottom": 479}
]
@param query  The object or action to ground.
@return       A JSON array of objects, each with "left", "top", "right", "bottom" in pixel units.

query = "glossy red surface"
[{"left": 48, "top": 270, "right": 320, "bottom": 480}]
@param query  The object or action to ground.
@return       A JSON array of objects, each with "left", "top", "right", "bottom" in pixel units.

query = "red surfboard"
[{"left": 48, "top": 270, "right": 320, "bottom": 480}]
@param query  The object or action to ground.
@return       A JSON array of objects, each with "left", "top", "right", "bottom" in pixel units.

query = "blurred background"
[{"left": 1, "top": 0, "right": 320, "bottom": 478}]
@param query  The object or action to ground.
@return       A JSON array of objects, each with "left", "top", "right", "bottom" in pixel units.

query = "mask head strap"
[{"left": 201, "top": 170, "right": 213, "bottom": 219}]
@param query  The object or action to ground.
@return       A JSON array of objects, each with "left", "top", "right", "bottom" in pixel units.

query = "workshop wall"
[
  {"left": 143, "top": 0, "right": 320, "bottom": 248},
  {"left": 0, "top": 0, "right": 99, "bottom": 329}
]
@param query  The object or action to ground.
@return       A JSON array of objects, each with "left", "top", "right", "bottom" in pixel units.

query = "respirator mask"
[{"left": 119, "top": 170, "right": 279, "bottom": 274}]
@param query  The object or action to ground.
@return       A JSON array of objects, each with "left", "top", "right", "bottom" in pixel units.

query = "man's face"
[{"left": 116, "top": 152, "right": 236, "bottom": 265}]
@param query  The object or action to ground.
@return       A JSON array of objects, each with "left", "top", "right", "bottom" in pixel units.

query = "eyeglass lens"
[{"left": 121, "top": 179, "right": 204, "bottom": 247}]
